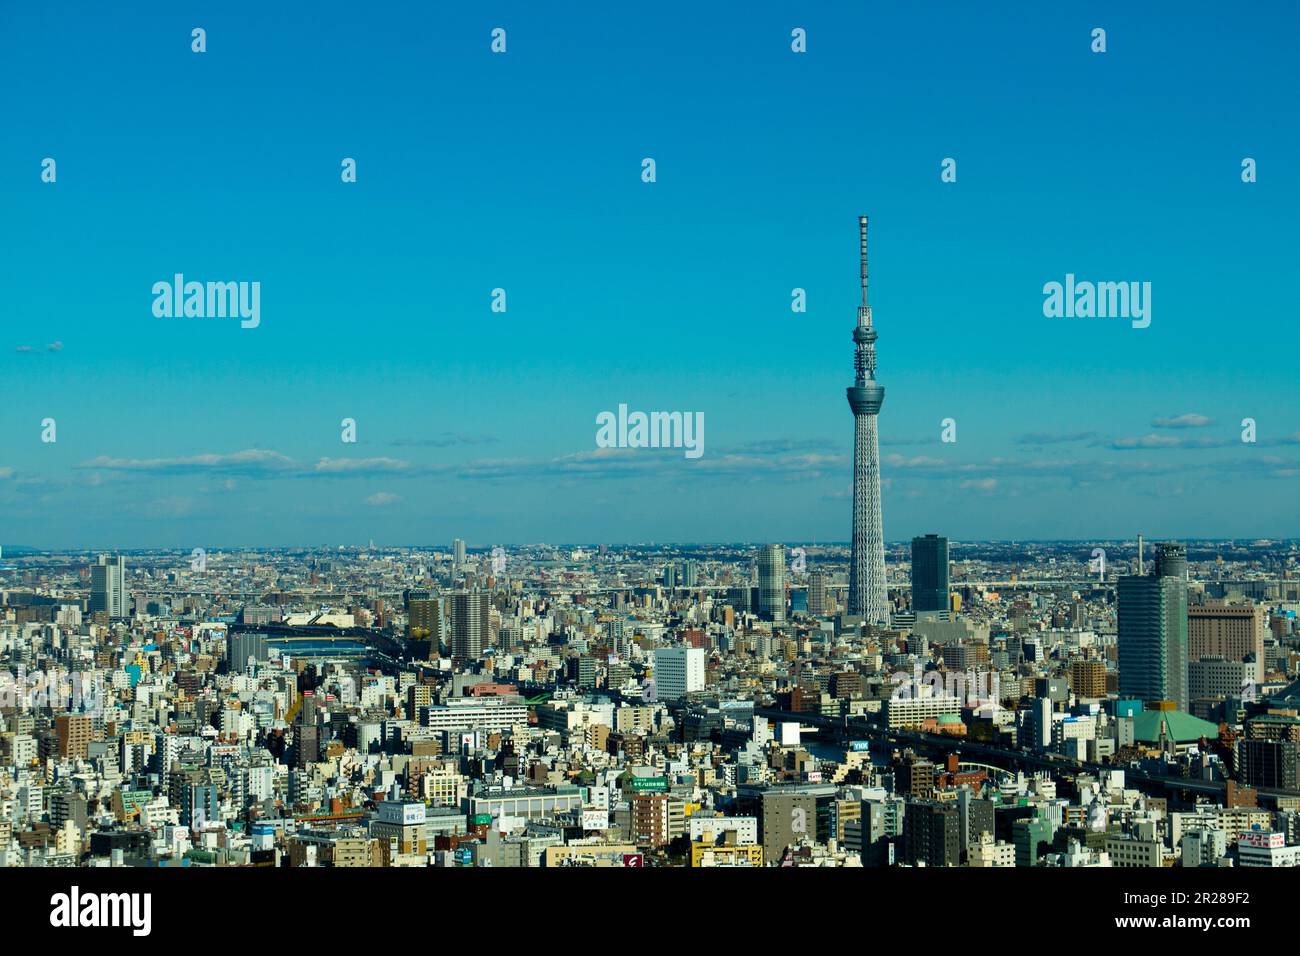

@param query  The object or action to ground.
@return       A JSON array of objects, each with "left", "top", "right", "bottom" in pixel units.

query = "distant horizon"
[{"left": 2, "top": 536, "right": 1296, "bottom": 555}]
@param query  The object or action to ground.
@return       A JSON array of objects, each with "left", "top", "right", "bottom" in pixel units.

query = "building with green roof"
[{"left": 1131, "top": 709, "right": 1218, "bottom": 746}]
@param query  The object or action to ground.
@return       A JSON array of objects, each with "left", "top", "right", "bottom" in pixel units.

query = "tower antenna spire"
[{"left": 859, "top": 215, "right": 869, "bottom": 314}]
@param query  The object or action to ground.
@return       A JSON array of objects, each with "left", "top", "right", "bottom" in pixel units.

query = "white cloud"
[{"left": 1152, "top": 413, "right": 1212, "bottom": 429}]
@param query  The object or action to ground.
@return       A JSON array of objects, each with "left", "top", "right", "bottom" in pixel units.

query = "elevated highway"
[{"left": 755, "top": 707, "right": 1300, "bottom": 803}]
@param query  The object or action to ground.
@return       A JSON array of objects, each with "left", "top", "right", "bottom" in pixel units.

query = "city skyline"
[
  {"left": 3, "top": 2, "right": 1298, "bottom": 548},
  {"left": 4, "top": 0, "right": 1300, "bottom": 928}
]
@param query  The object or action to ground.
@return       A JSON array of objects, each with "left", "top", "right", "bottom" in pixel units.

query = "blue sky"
[{"left": 2, "top": 1, "right": 1298, "bottom": 548}]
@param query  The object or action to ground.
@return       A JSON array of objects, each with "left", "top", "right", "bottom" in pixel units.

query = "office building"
[
  {"left": 653, "top": 646, "right": 705, "bottom": 701},
  {"left": 1189, "top": 602, "right": 1266, "bottom": 682},
  {"left": 1237, "top": 712, "right": 1300, "bottom": 790},
  {"left": 1181, "top": 829, "right": 1227, "bottom": 867},
  {"left": 568, "top": 655, "right": 597, "bottom": 690},
  {"left": 883, "top": 695, "right": 962, "bottom": 731},
  {"left": 911, "top": 534, "right": 949, "bottom": 613},
  {"left": 1014, "top": 817, "right": 1054, "bottom": 867},
  {"left": 760, "top": 792, "right": 817, "bottom": 864},
  {"left": 90, "top": 554, "right": 126, "bottom": 618},
  {"left": 228, "top": 631, "right": 268, "bottom": 673},
  {"left": 295, "top": 693, "right": 321, "bottom": 769},
  {"left": 689, "top": 815, "right": 759, "bottom": 846},
  {"left": 55, "top": 715, "right": 91, "bottom": 760},
  {"left": 1117, "top": 543, "right": 1189, "bottom": 710},
  {"left": 1105, "top": 832, "right": 1167, "bottom": 868},
  {"left": 371, "top": 801, "right": 428, "bottom": 856},
  {"left": 422, "top": 697, "right": 528, "bottom": 735},
  {"left": 466, "top": 786, "right": 583, "bottom": 822},
  {"left": 1237, "top": 829, "right": 1300, "bottom": 867},
  {"left": 903, "top": 801, "right": 960, "bottom": 867},
  {"left": 630, "top": 793, "right": 679, "bottom": 849},
  {"left": 181, "top": 784, "right": 219, "bottom": 828},
  {"left": 407, "top": 683, "right": 433, "bottom": 722},
  {"left": 1069, "top": 660, "right": 1107, "bottom": 699},
  {"left": 449, "top": 591, "right": 490, "bottom": 663},
  {"left": 757, "top": 544, "right": 786, "bottom": 623},
  {"left": 892, "top": 750, "right": 936, "bottom": 799},
  {"left": 807, "top": 570, "right": 828, "bottom": 616},
  {"left": 1189, "top": 657, "right": 1251, "bottom": 702}
]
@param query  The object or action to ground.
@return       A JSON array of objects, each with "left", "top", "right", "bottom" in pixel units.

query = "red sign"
[{"left": 622, "top": 853, "right": 644, "bottom": 868}]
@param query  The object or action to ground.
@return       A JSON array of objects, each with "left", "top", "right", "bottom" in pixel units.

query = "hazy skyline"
[{"left": 3, "top": 1, "right": 1298, "bottom": 547}]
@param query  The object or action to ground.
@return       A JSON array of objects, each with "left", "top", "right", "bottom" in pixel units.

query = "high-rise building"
[
  {"left": 182, "top": 784, "right": 219, "bottom": 828},
  {"left": 681, "top": 559, "right": 699, "bottom": 588},
  {"left": 407, "top": 684, "right": 433, "bottom": 721},
  {"left": 652, "top": 646, "right": 705, "bottom": 701},
  {"left": 1069, "top": 659, "right": 1108, "bottom": 699},
  {"left": 606, "top": 618, "right": 625, "bottom": 653},
  {"left": 903, "top": 801, "right": 961, "bottom": 867},
  {"left": 1118, "top": 543, "right": 1189, "bottom": 710},
  {"left": 1189, "top": 657, "right": 1251, "bottom": 703},
  {"left": 452, "top": 538, "right": 466, "bottom": 571},
  {"left": 911, "top": 534, "right": 949, "bottom": 613},
  {"left": 228, "top": 631, "right": 268, "bottom": 673},
  {"left": 1238, "top": 712, "right": 1300, "bottom": 790},
  {"left": 892, "top": 750, "right": 936, "bottom": 799},
  {"left": 568, "top": 655, "right": 597, "bottom": 690},
  {"left": 663, "top": 562, "right": 677, "bottom": 590},
  {"left": 449, "top": 591, "right": 490, "bottom": 663},
  {"left": 90, "top": 554, "right": 126, "bottom": 618},
  {"left": 630, "top": 793, "right": 674, "bottom": 849},
  {"left": 55, "top": 715, "right": 92, "bottom": 759},
  {"left": 757, "top": 544, "right": 786, "bottom": 623},
  {"left": 760, "top": 792, "right": 817, "bottom": 864},
  {"left": 1189, "top": 601, "right": 1266, "bottom": 683},
  {"left": 295, "top": 693, "right": 320, "bottom": 769},
  {"left": 1014, "top": 817, "right": 1054, "bottom": 867},
  {"left": 846, "top": 216, "right": 888, "bottom": 623},
  {"left": 407, "top": 599, "right": 441, "bottom": 641},
  {"left": 807, "top": 571, "right": 828, "bottom": 616}
]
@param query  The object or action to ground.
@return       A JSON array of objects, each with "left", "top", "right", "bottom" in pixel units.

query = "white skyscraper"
[
  {"left": 90, "top": 554, "right": 126, "bottom": 618},
  {"left": 653, "top": 646, "right": 705, "bottom": 701}
]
